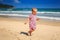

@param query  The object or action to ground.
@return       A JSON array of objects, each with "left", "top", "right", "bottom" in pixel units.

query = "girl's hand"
[
  {"left": 24, "top": 22, "right": 27, "bottom": 25},
  {"left": 36, "top": 18, "right": 40, "bottom": 21}
]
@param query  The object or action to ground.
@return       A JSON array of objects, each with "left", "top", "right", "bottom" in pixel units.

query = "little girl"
[{"left": 25, "top": 8, "right": 39, "bottom": 36}]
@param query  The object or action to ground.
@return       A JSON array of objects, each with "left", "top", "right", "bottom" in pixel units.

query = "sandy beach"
[{"left": 0, "top": 16, "right": 60, "bottom": 40}]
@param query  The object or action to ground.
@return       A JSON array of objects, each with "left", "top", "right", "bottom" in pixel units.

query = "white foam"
[
  {"left": 0, "top": 14, "right": 60, "bottom": 20},
  {"left": 37, "top": 11, "right": 60, "bottom": 14},
  {"left": 0, "top": 11, "right": 60, "bottom": 14},
  {"left": 37, "top": 16, "right": 60, "bottom": 20},
  {"left": 0, "top": 14, "right": 29, "bottom": 17}
]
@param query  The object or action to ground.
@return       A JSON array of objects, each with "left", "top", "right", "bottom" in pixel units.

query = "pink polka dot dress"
[{"left": 29, "top": 14, "right": 36, "bottom": 30}]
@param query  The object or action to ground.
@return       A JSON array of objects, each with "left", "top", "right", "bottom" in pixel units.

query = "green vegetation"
[{"left": 0, "top": 4, "right": 14, "bottom": 8}]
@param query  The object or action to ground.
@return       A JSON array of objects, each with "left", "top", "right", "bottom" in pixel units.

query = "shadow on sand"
[{"left": 20, "top": 32, "right": 28, "bottom": 36}]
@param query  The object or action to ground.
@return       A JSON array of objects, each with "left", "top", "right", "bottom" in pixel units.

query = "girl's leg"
[
  {"left": 28, "top": 31, "right": 31, "bottom": 36},
  {"left": 28, "top": 29, "right": 34, "bottom": 36}
]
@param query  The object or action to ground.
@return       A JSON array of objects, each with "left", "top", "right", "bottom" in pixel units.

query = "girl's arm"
[
  {"left": 36, "top": 18, "right": 40, "bottom": 21},
  {"left": 24, "top": 18, "right": 29, "bottom": 25}
]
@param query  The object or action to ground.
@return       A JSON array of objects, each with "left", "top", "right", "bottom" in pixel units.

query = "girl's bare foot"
[{"left": 28, "top": 31, "right": 32, "bottom": 36}]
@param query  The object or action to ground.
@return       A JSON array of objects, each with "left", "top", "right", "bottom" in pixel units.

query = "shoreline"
[
  {"left": 0, "top": 16, "right": 60, "bottom": 26},
  {"left": 0, "top": 14, "right": 60, "bottom": 20}
]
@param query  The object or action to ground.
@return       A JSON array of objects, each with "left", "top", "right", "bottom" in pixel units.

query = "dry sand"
[{"left": 0, "top": 17, "right": 60, "bottom": 40}]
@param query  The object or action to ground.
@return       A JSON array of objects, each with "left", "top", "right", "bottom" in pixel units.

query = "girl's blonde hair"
[{"left": 32, "top": 8, "right": 37, "bottom": 12}]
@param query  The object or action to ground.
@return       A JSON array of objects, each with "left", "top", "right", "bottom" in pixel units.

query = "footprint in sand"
[
  {"left": 51, "top": 32, "right": 60, "bottom": 40},
  {"left": 8, "top": 30, "right": 21, "bottom": 40},
  {"left": 0, "top": 28, "right": 20, "bottom": 40}
]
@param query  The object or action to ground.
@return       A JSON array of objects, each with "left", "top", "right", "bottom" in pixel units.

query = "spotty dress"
[{"left": 29, "top": 14, "right": 36, "bottom": 30}]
